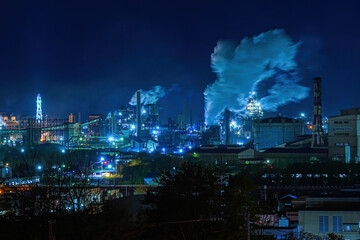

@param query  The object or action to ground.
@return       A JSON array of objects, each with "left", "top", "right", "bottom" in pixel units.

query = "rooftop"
[{"left": 254, "top": 116, "right": 304, "bottom": 124}]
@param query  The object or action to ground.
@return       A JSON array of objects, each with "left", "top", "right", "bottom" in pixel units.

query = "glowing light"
[
  {"left": 100, "top": 157, "right": 105, "bottom": 161},
  {"left": 108, "top": 164, "right": 112, "bottom": 169},
  {"left": 300, "top": 113, "right": 305, "bottom": 117},
  {"left": 108, "top": 137, "right": 114, "bottom": 142},
  {"left": 37, "top": 165, "right": 42, "bottom": 170},
  {"left": 179, "top": 149, "right": 183, "bottom": 153},
  {"left": 59, "top": 137, "right": 63, "bottom": 141},
  {"left": 156, "top": 126, "right": 159, "bottom": 129},
  {"left": 246, "top": 96, "right": 263, "bottom": 118},
  {"left": 131, "top": 125, "right": 135, "bottom": 130},
  {"left": 20, "top": 148, "right": 25, "bottom": 153},
  {"left": 120, "top": 137, "right": 124, "bottom": 141},
  {"left": 119, "top": 112, "right": 122, "bottom": 116},
  {"left": 162, "top": 148, "right": 166, "bottom": 152},
  {"left": 188, "top": 146, "right": 192, "bottom": 149},
  {"left": 36, "top": 94, "right": 43, "bottom": 122},
  {"left": 61, "top": 149, "right": 65, "bottom": 153},
  {"left": 152, "top": 130, "right": 157, "bottom": 134}
]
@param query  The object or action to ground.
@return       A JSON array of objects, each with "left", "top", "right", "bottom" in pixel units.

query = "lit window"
[
  {"left": 319, "top": 216, "right": 329, "bottom": 233},
  {"left": 333, "top": 216, "right": 342, "bottom": 233}
]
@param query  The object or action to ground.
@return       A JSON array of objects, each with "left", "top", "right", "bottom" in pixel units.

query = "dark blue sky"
[{"left": 0, "top": 1, "right": 359, "bottom": 122}]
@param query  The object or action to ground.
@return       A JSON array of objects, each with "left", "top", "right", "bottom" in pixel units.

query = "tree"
[
  {"left": 141, "top": 161, "right": 260, "bottom": 239},
  {"left": 142, "top": 161, "right": 222, "bottom": 239},
  {"left": 327, "top": 233, "right": 345, "bottom": 240},
  {"left": 218, "top": 174, "right": 258, "bottom": 240}
]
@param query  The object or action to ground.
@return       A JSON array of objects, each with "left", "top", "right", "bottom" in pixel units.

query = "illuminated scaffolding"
[
  {"left": 36, "top": 94, "right": 43, "bottom": 123},
  {"left": 245, "top": 92, "right": 263, "bottom": 118}
]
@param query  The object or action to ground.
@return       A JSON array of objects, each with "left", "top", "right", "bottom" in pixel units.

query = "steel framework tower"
[
  {"left": 311, "top": 77, "right": 325, "bottom": 147},
  {"left": 36, "top": 94, "right": 43, "bottom": 123},
  {"left": 136, "top": 91, "right": 141, "bottom": 137}
]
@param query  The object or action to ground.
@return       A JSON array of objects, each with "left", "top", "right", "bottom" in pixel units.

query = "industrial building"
[
  {"left": 189, "top": 145, "right": 260, "bottom": 165},
  {"left": 298, "top": 196, "right": 360, "bottom": 240},
  {"left": 328, "top": 107, "right": 360, "bottom": 162},
  {"left": 253, "top": 117, "right": 305, "bottom": 150}
]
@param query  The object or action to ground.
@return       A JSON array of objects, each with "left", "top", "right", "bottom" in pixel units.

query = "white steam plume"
[
  {"left": 204, "top": 29, "right": 309, "bottom": 125},
  {"left": 129, "top": 85, "right": 166, "bottom": 106}
]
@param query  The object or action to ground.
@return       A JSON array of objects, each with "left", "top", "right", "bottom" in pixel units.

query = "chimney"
[
  {"left": 224, "top": 108, "right": 230, "bottom": 145},
  {"left": 311, "top": 77, "right": 325, "bottom": 147},
  {"left": 69, "top": 113, "right": 74, "bottom": 123},
  {"left": 136, "top": 91, "right": 141, "bottom": 137}
]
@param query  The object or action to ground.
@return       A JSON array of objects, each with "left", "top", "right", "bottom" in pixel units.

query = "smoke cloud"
[
  {"left": 204, "top": 29, "right": 309, "bottom": 125},
  {"left": 129, "top": 85, "right": 166, "bottom": 106}
]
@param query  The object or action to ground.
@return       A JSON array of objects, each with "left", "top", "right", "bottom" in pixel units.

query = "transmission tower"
[{"left": 36, "top": 94, "right": 43, "bottom": 122}]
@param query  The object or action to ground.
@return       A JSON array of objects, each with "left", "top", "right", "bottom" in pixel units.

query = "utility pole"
[
  {"left": 48, "top": 220, "right": 56, "bottom": 240},
  {"left": 247, "top": 211, "right": 251, "bottom": 240}
]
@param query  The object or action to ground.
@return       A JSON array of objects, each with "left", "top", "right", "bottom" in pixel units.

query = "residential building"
[{"left": 298, "top": 197, "right": 360, "bottom": 240}]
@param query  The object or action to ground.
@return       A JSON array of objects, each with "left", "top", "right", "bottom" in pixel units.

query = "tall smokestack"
[
  {"left": 311, "top": 77, "right": 324, "bottom": 147},
  {"left": 136, "top": 91, "right": 141, "bottom": 137},
  {"left": 224, "top": 108, "right": 230, "bottom": 145}
]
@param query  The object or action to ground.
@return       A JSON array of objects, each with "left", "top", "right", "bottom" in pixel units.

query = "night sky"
[{"left": 1, "top": 1, "right": 360, "bottom": 122}]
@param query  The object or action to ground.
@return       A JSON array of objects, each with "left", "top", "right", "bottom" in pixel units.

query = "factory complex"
[{"left": 0, "top": 77, "right": 358, "bottom": 166}]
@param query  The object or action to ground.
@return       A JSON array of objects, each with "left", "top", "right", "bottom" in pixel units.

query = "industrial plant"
[
  {"left": 1, "top": 5, "right": 359, "bottom": 237},
  {"left": 0, "top": 75, "right": 355, "bottom": 167}
]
